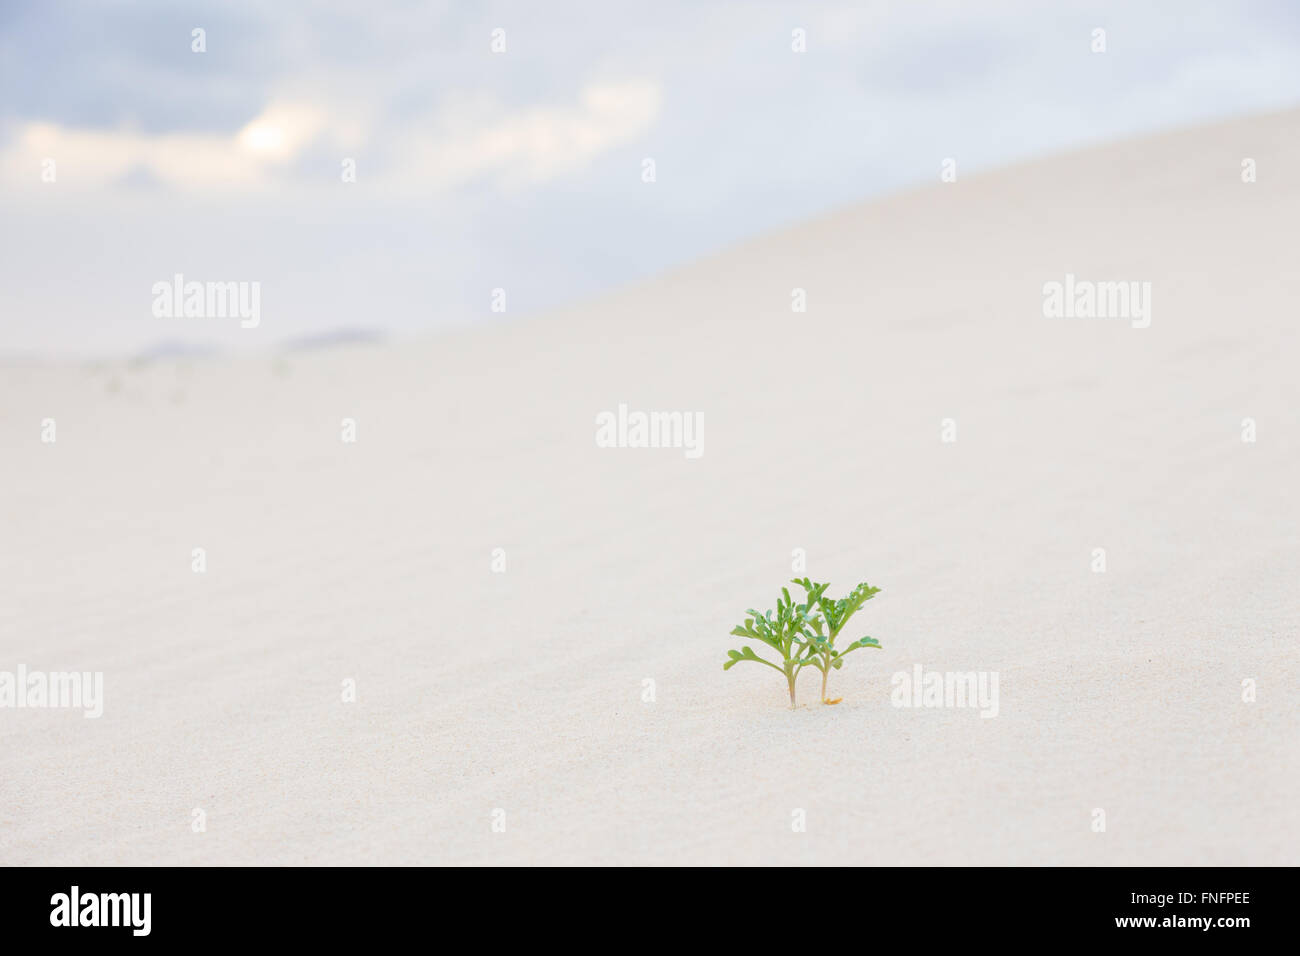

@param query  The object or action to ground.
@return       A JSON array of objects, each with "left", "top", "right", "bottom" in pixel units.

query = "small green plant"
[
  {"left": 725, "top": 578, "right": 883, "bottom": 708},
  {"left": 723, "top": 586, "right": 818, "bottom": 709},
  {"left": 791, "top": 578, "right": 881, "bottom": 704}
]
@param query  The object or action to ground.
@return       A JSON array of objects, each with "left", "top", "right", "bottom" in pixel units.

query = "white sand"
[{"left": 3, "top": 109, "right": 1298, "bottom": 865}]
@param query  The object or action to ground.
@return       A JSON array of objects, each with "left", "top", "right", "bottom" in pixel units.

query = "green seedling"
[
  {"left": 792, "top": 578, "right": 882, "bottom": 704},
  {"left": 724, "top": 586, "right": 818, "bottom": 709},
  {"left": 725, "top": 578, "right": 884, "bottom": 707}
]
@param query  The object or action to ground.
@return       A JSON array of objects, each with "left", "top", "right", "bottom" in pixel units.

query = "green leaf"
[
  {"left": 723, "top": 645, "right": 783, "bottom": 673},
  {"left": 726, "top": 579, "right": 884, "bottom": 701}
]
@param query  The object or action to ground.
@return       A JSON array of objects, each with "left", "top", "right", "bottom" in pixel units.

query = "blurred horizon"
[{"left": 3, "top": 0, "right": 1300, "bottom": 359}]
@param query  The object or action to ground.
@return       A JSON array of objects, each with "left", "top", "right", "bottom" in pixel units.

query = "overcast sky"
[{"left": 3, "top": 0, "right": 1299, "bottom": 357}]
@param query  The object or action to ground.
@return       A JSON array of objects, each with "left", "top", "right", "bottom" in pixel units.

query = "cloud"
[
  {"left": 393, "top": 80, "right": 662, "bottom": 191},
  {"left": 0, "top": 101, "right": 328, "bottom": 190},
  {"left": 0, "top": 80, "right": 661, "bottom": 195}
]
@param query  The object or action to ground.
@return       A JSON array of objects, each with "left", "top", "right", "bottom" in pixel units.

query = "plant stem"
[
  {"left": 785, "top": 663, "right": 798, "bottom": 709},
  {"left": 821, "top": 625, "right": 840, "bottom": 702}
]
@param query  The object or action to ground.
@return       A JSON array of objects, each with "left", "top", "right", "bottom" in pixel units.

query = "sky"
[{"left": 2, "top": 0, "right": 1299, "bottom": 357}]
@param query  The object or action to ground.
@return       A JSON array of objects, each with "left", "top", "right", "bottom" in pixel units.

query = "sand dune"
[{"left": 2, "top": 108, "right": 1298, "bottom": 865}]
